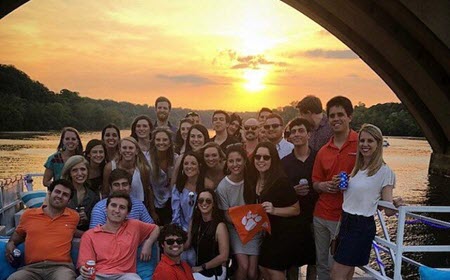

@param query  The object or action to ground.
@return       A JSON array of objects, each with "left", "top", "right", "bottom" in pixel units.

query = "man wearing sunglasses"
[
  {"left": 77, "top": 192, "right": 160, "bottom": 280},
  {"left": 243, "top": 118, "right": 260, "bottom": 156},
  {"left": 153, "top": 224, "right": 194, "bottom": 280},
  {"left": 264, "top": 113, "right": 294, "bottom": 159}
]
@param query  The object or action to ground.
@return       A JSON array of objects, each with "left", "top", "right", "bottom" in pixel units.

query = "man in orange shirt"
[
  {"left": 153, "top": 223, "right": 194, "bottom": 280},
  {"left": 5, "top": 179, "right": 79, "bottom": 280},
  {"left": 77, "top": 192, "right": 159, "bottom": 279},
  {"left": 312, "top": 96, "right": 358, "bottom": 280}
]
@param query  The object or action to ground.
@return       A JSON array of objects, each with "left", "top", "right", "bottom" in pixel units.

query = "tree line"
[{"left": 0, "top": 64, "right": 423, "bottom": 137}]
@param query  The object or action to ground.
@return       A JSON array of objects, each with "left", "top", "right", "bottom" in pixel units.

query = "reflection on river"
[{"left": 0, "top": 132, "right": 449, "bottom": 278}]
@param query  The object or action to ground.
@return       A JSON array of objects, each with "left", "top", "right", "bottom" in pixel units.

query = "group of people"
[{"left": 4, "top": 95, "right": 404, "bottom": 280}]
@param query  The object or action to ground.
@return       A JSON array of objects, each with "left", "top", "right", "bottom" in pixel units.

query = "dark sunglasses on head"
[
  {"left": 244, "top": 125, "right": 258, "bottom": 131},
  {"left": 185, "top": 112, "right": 199, "bottom": 117},
  {"left": 254, "top": 154, "right": 271, "bottom": 161},
  {"left": 164, "top": 238, "right": 184, "bottom": 245},
  {"left": 226, "top": 142, "right": 243, "bottom": 150},
  {"left": 263, "top": 123, "right": 281, "bottom": 130},
  {"left": 197, "top": 198, "right": 213, "bottom": 205}
]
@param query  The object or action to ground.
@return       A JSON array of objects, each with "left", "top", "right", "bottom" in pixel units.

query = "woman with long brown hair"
[
  {"left": 130, "top": 115, "right": 153, "bottom": 162},
  {"left": 148, "top": 127, "right": 177, "bottom": 225},
  {"left": 43, "top": 127, "right": 83, "bottom": 187},
  {"left": 216, "top": 144, "right": 260, "bottom": 280},
  {"left": 186, "top": 189, "right": 229, "bottom": 280},
  {"left": 201, "top": 142, "right": 225, "bottom": 190},
  {"left": 251, "top": 141, "right": 301, "bottom": 280}
]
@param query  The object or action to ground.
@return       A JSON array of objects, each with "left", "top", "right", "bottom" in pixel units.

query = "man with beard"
[
  {"left": 243, "top": 118, "right": 260, "bottom": 156},
  {"left": 154, "top": 96, "right": 177, "bottom": 135},
  {"left": 5, "top": 179, "right": 79, "bottom": 280},
  {"left": 153, "top": 224, "right": 194, "bottom": 280},
  {"left": 211, "top": 110, "right": 238, "bottom": 152},
  {"left": 264, "top": 113, "right": 294, "bottom": 159},
  {"left": 77, "top": 192, "right": 159, "bottom": 280}
]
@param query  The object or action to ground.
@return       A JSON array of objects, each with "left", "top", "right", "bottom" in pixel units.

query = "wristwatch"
[{"left": 201, "top": 263, "right": 207, "bottom": 271}]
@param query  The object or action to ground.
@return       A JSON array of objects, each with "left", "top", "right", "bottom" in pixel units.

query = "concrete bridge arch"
[{"left": 2, "top": 0, "right": 449, "bottom": 175}]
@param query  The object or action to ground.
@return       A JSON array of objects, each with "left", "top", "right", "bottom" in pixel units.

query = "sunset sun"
[{"left": 243, "top": 69, "right": 267, "bottom": 92}]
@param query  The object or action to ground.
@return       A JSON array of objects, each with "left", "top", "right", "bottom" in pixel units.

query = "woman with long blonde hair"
[
  {"left": 103, "top": 136, "right": 158, "bottom": 223},
  {"left": 331, "top": 124, "right": 404, "bottom": 280},
  {"left": 61, "top": 155, "right": 99, "bottom": 231}
]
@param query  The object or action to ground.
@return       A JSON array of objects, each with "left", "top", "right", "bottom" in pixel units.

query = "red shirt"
[
  {"left": 16, "top": 206, "right": 79, "bottom": 264},
  {"left": 153, "top": 254, "right": 194, "bottom": 280},
  {"left": 77, "top": 219, "right": 156, "bottom": 274},
  {"left": 312, "top": 130, "right": 358, "bottom": 221}
]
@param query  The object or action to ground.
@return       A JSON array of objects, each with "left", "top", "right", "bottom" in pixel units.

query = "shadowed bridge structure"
[{"left": 1, "top": 0, "right": 449, "bottom": 175}]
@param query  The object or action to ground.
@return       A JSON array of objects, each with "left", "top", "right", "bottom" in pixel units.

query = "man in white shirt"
[{"left": 264, "top": 113, "right": 294, "bottom": 159}]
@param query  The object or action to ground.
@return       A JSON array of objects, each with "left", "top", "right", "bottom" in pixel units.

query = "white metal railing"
[{"left": 360, "top": 201, "right": 450, "bottom": 280}]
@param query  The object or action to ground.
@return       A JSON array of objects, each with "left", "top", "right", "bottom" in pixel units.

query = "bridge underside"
[
  {"left": 285, "top": 0, "right": 450, "bottom": 175},
  {"left": 2, "top": 0, "right": 450, "bottom": 175}
]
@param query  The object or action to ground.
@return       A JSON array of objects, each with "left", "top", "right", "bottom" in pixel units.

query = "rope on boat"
[
  {"left": 0, "top": 175, "right": 23, "bottom": 188},
  {"left": 372, "top": 241, "right": 386, "bottom": 268}
]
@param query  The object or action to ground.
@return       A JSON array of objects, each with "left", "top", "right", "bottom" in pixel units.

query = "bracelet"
[{"left": 201, "top": 263, "right": 207, "bottom": 271}]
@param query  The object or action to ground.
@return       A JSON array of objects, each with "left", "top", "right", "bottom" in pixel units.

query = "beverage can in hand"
[
  {"left": 339, "top": 171, "right": 349, "bottom": 190},
  {"left": 299, "top": 179, "right": 308, "bottom": 186},
  {"left": 86, "top": 260, "right": 96, "bottom": 279},
  {"left": 10, "top": 248, "right": 21, "bottom": 268}
]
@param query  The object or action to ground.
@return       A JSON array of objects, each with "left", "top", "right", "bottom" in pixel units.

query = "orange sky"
[{"left": 0, "top": 0, "right": 399, "bottom": 111}]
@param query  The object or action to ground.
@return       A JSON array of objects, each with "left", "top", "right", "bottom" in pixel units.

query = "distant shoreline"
[{"left": 0, "top": 131, "right": 427, "bottom": 141}]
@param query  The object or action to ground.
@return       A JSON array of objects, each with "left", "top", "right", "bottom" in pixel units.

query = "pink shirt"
[{"left": 77, "top": 219, "right": 156, "bottom": 274}]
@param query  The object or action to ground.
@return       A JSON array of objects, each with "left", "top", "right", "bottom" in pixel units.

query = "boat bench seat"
[{"left": 0, "top": 237, "right": 157, "bottom": 280}]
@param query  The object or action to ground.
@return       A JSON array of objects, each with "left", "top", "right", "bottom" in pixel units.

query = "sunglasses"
[
  {"left": 254, "top": 154, "right": 271, "bottom": 161},
  {"left": 263, "top": 124, "right": 281, "bottom": 130},
  {"left": 244, "top": 125, "right": 258, "bottom": 131},
  {"left": 197, "top": 198, "right": 213, "bottom": 205},
  {"left": 185, "top": 112, "right": 199, "bottom": 117},
  {"left": 164, "top": 238, "right": 184, "bottom": 245}
]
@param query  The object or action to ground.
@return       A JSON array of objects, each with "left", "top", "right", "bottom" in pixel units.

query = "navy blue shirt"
[{"left": 281, "top": 149, "right": 318, "bottom": 223}]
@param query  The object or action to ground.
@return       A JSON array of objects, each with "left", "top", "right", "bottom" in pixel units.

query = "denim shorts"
[{"left": 333, "top": 211, "right": 376, "bottom": 266}]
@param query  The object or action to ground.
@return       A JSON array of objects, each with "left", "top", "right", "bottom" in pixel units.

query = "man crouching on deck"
[
  {"left": 77, "top": 192, "right": 160, "bottom": 280},
  {"left": 5, "top": 179, "right": 79, "bottom": 280}
]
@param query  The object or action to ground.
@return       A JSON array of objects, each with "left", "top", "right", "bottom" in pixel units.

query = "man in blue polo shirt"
[{"left": 90, "top": 169, "right": 154, "bottom": 227}]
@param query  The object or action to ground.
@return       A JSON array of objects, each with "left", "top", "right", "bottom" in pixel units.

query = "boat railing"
[
  {"left": 361, "top": 201, "right": 450, "bottom": 280},
  {"left": 0, "top": 173, "right": 43, "bottom": 235}
]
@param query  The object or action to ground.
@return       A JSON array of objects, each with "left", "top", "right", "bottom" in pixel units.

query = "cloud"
[
  {"left": 317, "top": 29, "right": 331, "bottom": 36},
  {"left": 156, "top": 74, "right": 216, "bottom": 86},
  {"left": 213, "top": 49, "right": 288, "bottom": 70},
  {"left": 301, "top": 49, "right": 358, "bottom": 59}
]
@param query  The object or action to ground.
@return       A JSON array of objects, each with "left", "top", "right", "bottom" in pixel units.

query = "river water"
[{"left": 0, "top": 131, "right": 449, "bottom": 278}]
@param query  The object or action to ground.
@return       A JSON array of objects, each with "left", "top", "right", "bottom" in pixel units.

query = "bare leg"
[{"left": 330, "top": 261, "right": 354, "bottom": 280}]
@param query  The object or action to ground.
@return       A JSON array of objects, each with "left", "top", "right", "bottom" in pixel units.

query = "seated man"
[
  {"left": 153, "top": 224, "right": 194, "bottom": 280},
  {"left": 6, "top": 179, "right": 79, "bottom": 280},
  {"left": 77, "top": 192, "right": 159, "bottom": 280},
  {"left": 90, "top": 169, "right": 154, "bottom": 227}
]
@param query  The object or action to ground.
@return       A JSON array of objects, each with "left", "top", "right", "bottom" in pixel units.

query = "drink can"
[
  {"left": 339, "top": 171, "right": 349, "bottom": 190},
  {"left": 86, "top": 260, "right": 96, "bottom": 277},
  {"left": 10, "top": 249, "right": 21, "bottom": 268},
  {"left": 299, "top": 179, "right": 308, "bottom": 186}
]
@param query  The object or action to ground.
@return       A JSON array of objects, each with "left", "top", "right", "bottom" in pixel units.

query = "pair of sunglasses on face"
[
  {"left": 244, "top": 125, "right": 258, "bottom": 131},
  {"left": 197, "top": 198, "right": 213, "bottom": 205},
  {"left": 254, "top": 154, "right": 271, "bottom": 161},
  {"left": 263, "top": 123, "right": 282, "bottom": 130},
  {"left": 164, "top": 238, "right": 184, "bottom": 245}
]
